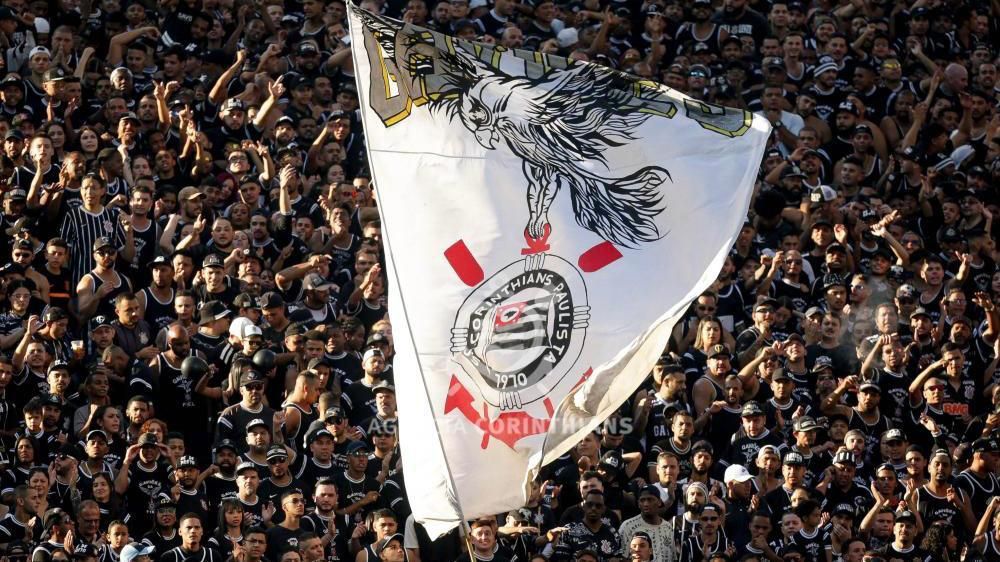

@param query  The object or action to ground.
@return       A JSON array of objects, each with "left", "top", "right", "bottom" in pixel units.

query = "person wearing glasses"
[
  {"left": 263, "top": 490, "right": 305, "bottom": 560},
  {"left": 680, "top": 504, "right": 731, "bottom": 562},
  {"left": 216, "top": 371, "right": 276, "bottom": 449},
  {"left": 550, "top": 490, "right": 622, "bottom": 562}
]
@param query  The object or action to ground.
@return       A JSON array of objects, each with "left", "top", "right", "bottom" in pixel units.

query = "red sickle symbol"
[{"left": 444, "top": 375, "right": 558, "bottom": 450}]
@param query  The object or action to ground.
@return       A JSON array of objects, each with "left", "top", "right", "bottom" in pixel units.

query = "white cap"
[
  {"left": 229, "top": 316, "right": 253, "bottom": 339},
  {"left": 28, "top": 46, "right": 51, "bottom": 59},
  {"left": 241, "top": 323, "right": 263, "bottom": 340},
  {"left": 469, "top": 0, "right": 487, "bottom": 8},
  {"left": 951, "top": 144, "right": 975, "bottom": 167},
  {"left": 557, "top": 27, "right": 579, "bottom": 48},
  {"left": 723, "top": 464, "right": 754, "bottom": 485},
  {"left": 34, "top": 17, "right": 50, "bottom": 34}
]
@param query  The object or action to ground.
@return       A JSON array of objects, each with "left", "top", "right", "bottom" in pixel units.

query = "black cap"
[
  {"left": 741, "top": 401, "right": 764, "bottom": 417},
  {"left": 308, "top": 428, "right": 335, "bottom": 444},
  {"left": 42, "top": 68, "right": 66, "bottom": 82},
  {"left": 90, "top": 314, "right": 111, "bottom": 332},
  {"left": 213, "top": 439, "right": 238, "bottom": 454},
  {"left": 239, "top": 370, "right": 266, "bottom": 387},
  {"left": 202, "top": 254, "right": 224, "bottom": 269},
  {"left": 233, "top": 293, "right": 259, "bottom": 309},
  {"left": 259, "top": 292, "right": 285, "bottom": 309},
  {"left": 707, "top": 344, "right": 731, "bottom": 359},
  {"left": 198, "top": 301, "right": 232, "bottom": 325},
  {"left": 92, "top": 237, "right": 114, "bottom": 252},
  {"left": 265, "top": 445, "right": 288, "bottom": 461},
  {"left": 177, "top": 455, "right": 198, "bottom": 468}
]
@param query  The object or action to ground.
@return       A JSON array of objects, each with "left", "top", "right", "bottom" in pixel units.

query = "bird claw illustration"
[{"left": 521, "top": 224, "right": 551, "bottom": 255}]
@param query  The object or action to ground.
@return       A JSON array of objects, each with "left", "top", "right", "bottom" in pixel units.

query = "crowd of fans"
[{"left": 0, "top": 0, "right": 994, "bottom": 558}]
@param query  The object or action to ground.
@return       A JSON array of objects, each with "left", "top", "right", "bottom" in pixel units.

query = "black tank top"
[
  {"left": 142, "top": 288, "right": 176, "bottom": 333},
  {"left": 282, "top": 402, "right": 319, "bottom": 450},
  {"left": 130, "top": 221, "right": 159, "bottom": 285},
  {"left": 87, "top": 271, "right": 132, "bottom": 319},
  {"left": 41, "top": 267, "right": 72, "bottom": 312}
]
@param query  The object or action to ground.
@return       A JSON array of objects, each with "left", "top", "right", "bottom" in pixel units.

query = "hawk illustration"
[{"left": 403, "top": 35, "right": 674, "bottom": 249}]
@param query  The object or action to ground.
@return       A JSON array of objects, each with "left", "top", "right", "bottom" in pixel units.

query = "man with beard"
[
  {"left": 140, "top": 500, "right": 181, "bottom": 559},
  {"left": 0, "top": 484, "right": 42, "bottom": 542},
  {"left": 217, "top": 371, "right": 275, "bottom": 448},
  {"left": 618, "top": 486, "right": 673, "bottom": 562},
  {"left": 648, "top": 411, "right": 695, "bottom": 482},
  {"left": 955, "top": 437, "right": 1000, "bottom": 516},
  {"left": 806, "top": 62, "right": 842, "bottom": 122},
  {"left": 914, "top": 449, "right": 976, "bottom": 537},
  {"left": 151, "top": 324, "right": 208, "bottom": 445},
  {"left": 822, "top": 451, "right": 875, "bottom": 516},
  {"left": 335, "top": 441, "right": 380, "bottom": 525},
  {"left": 236, "top": 461, "right": 274, "bottom": 530},
  {"left": 258, "top": 445, "right": 303, "bottom": 516},
  {"left": 137, "top": 256, "right": 176, "bottom": 334},
  {"left": 710, "top": 0, "right": 767, "bottom": 49},
  {"left": 552, "top": 490, "right": 622, "bottom": 562},
  {"left": 301, "top": 479, "right": 349, "bottom": 560},
  {"left": 174, "top": 456, "right": 208, "bottom": 528},
  {"left": 763, "top": 452, "right": 807, "bottom": 524},
  {"left": 203, "top": 440, "right": 240, "bottom": 515},
  {"left": 725, "top": 401, "right": 782, "bottom": 468},
  {"left": 343, "top": 349, "right": 390, "bottom": 427},
  {"left": 822, "top": 378, "right": 891, "bottom": 465},
  {"left": 116, "top": 433, "right": 174, "bottom": 533}
]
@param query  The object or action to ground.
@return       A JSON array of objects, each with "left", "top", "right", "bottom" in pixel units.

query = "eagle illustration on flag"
[{"left": 348, "top": 4, "right": 770, "bottom": 537}]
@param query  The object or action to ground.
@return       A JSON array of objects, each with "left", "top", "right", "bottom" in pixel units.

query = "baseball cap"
[
  {"left": 346, "top": 440, "right": 370, "bottom": 455},
  {"left": 85, "top": 430, "right": 108, "bottom": 442},
  {"left": 92, "top": 237, "right": 114, "bottom": 252},
  {"left": 972, "top": 437, "right": 1000, "bottom": 453},
  {"left": 118, "top": 542, "right": 156, "bottom": 562},
  {"left": 245, "top": 418, "right": 269, "bottom": 432},
  {"left": 47, "top": 360, "right": 70, "bottom": 374},
  {"left": 324, "top": 406, "right": 345, "bottom": 422},
  {"left": 896, "top": 284, "right": 917, "bottom": 299},
  {"left": 859, "top": 382, "right": 881, "bottom": 394},
  {"left": 882, "top": 428, "right": 906, "bottom": 442},
  {"left": 266, "top": 445, "right": 288, "bottom": 461},
  {"left": 199, "top": 300, "right": 232, "bottom": 324},
  {"left": 233, "top": 293, "right": 258, "bottom": 309},
  {"left": 896, "top": 510, "right": 916, "bottom": 523},
  {"left": 836, "top": 100, "right": 859, "bottom": 116},
  {"left": 909, "top": 307, "right": 931, "bottom": 320},
  {"left": 178, "top": 186, "right": 204, "bottom": 201},
  {"left": 783, "top": 451, "right": 806, "bottom": 466},
  {"left": 637, "top": 485, "right": 665, "bottom": 504},
  {"left": 707, "top": 344, "right": 731, "bottom": 359},
  {"left": 308, "top": 428, "right": 335, "bottom": 444},
  {"left": 811, "top": 356, "right": 835, "bottom": 373},
  {"left": 259, "top": 292, "right": 286, "bottom": 309},
  {"left": 213, "top": 439, "right": 238, "bottom": 454},
  {"left": 177, "top": 456, "right": 198, "bottom": 469},
  {"left": 221, "top": 98, "right": 246, "bottom": 112},
  {"left": 793, "top": 417, "right": 820, "bottom": 432},
  {"left": 723, "top": 464, "right": 753, "bottom": 484},
  {"left": 236, "top": 461, "right": 257, "bottom": 474},
  {"left": 42, "top": 68, "right": 66, "bottom": 82},
  {"left": 598, "top": 450, "right": 623, "bottom": 472},
  {"left": 239, "top": 370, "right": 266, "bottom": 387},
  {"left": 138, "top": 432, "right": 159, "bottom": 447},
  {"left": 303, "top": 273, "right": 335, "bottom": 291},
  {"left": 150, "top": 255, "right": 172, "bottom": 269},
  {"left": 741, "top": 401, "right": 764, "bottom": 417},
  {"left": 372, "top": 381, "right": 395, "bottom": 394},
  {"left": 202, "top": 254, "right": 224, "bottom": 269},
  {"left": 833, "top": 450, "right": 856, "bottom": 465}
]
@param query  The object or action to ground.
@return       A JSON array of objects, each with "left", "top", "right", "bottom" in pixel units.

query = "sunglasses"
[
  {"left": 244, "top": 383, "right": 264, "bottom": 391},
  {"left": 268, "top": 457, "right": 287, "bottom": 464},
  {"left": 96, "top": 249, "right": 117, "bottom": 256},
  {"left": 925, "top": 385, "right": 945, "bottom": 392}
]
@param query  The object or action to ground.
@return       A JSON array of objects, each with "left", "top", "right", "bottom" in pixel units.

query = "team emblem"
[{"left": 451, "top": 254, "right": 589, "bottom": 410}]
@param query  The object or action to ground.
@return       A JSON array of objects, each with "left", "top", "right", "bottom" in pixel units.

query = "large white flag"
[{"left": 348, "top": 6, "right": 770, "bottom": 537}]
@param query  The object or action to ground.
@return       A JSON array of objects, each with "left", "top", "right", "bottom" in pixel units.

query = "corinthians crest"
[{"left": 450, "top": 253, "right": 590, "bottom": 411}]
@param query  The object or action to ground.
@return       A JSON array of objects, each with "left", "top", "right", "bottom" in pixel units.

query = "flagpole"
[{"left": 345, "top": 0, "right": 476, "bottom": 536}]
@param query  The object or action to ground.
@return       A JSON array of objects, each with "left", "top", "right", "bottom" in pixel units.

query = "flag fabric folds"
[{"left": 348, "top": 4, "right": 771, "bottom": 537}]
